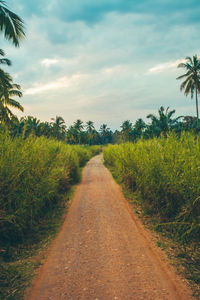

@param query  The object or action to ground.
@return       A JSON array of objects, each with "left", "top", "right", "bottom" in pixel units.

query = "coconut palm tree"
[
  {"left": 177, "top": 55, "right": 200, "bottom": 124},
  {"left": 22, "top": 116, "right": 41, "bottom": 137},
  {"left": 73, "top": 119, "right": 84, "bottom": 144},
  {"left": 86, "top": 121, "right": 95, "bottom": 145},
  {"left": 120, "top": 120, "right": 133, "bottom": 142},
  {"left": 131, "top": 118, "right": 146, "bottom": 140},
  {"left": 74, "top": 119, "right": 84, "bottom": 132},
  {"left": 146, "top": 106, "right": 178, "bottom": 137},
  {"left": 0, "top": 80, "right": 23, "bottom": 124},
  {"left": 86, "top": 120, "right": 94, "bottom": 133},
  {"left": 99, "top": 124, "right": 112, "bottom": 144},
  {"left": 51, "top": 116, "right": 66, "bottom": 140},
  {"left": 0, "top": 0, "right": 25, "bottom": 47},
  {"left": 0, "top": 50, "right": 12, "bottom": 93}
]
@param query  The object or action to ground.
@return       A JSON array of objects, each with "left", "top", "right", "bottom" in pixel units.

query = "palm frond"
[
  {"left": 185, "top": 56, "right": 193, "bottom": 64},
  {"left": 185, "top": 81, "right": 194, "bottom": 98},
  {"left": 0, "top": 48, "right": 4, "bottom": 56},
  {"left": 5, "top": 98, "right": 24, "bottom": 111},
  {"left": 0, "top": 5, "right": 25, "bottom": 47},
  {"left": 177, "top": 62, "right": 187, "bottom": 69},
  {"left": 176, "top": 70, "right": 191, "bottom": 80},
  {"left": 12, "top": 83, "right": 21, "bottom": 90},
  {"left": 7, "top": 89, "right": 23, "bottom": 97},
  {"left": 0, "top": 58, "right": 11, "bottom": 65}
]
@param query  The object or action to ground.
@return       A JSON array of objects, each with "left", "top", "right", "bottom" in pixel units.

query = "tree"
[
  {"left": 0, "top": 0, "right": 25, "bottom": 47},
  {"left": 146, "top": 106, "right": 178, "bottom": 137},
  {"left": 177, "top": 55, "right": 200, "bottom": 124},
  {"left": 24, "top": 116, "right": 41, "bottom": 137},
  {"left": 99, "top": 124, "right": 112, "bottom": 144},
  {"left": 0, "top": 1, "right": 25, "bottom": 125},
  {"left": 51, "top": 116, "right": 66, "bottom": 140},
  {"left": 132, "top": 118, "right": 146, "bottom": 140},
  {"left": 0, "top": 50, "right": 12, "bottom": 90},
  {"left": 0, "top": 79, "right": 23, "bottom": 124},
  {"left": 86, "top": 120, "right": 94, "bottom": 133},
  {"left": 73, "top": 119, "right": 84, "bottom": 144},
  {"left": 73, "top": 119, "right": 84, "bottom": 132},
  {"left": 86, "top": 121, "right": 95, "bottom": 145},
  {"left": 120, "top": 120, "right": 133, "bottom": 142}
]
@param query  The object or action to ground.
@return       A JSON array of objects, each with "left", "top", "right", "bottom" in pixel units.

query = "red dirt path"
[{"left": 26, "top": 155, "right": 194, "bottom": 300}]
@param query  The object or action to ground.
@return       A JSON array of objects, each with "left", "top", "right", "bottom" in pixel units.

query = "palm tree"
[
  {"left": 120, "top": 120, "right": 133, "bottom": 142},
  {"left": 147, "top": 106, "right": 178, "bottom": 137},
  {"left": 17, "top": 116, "right": 41, "bottom": 138},
  {"left": 132, "top": 118, "right": 146, "bottom": 140},
  {"left": 0, "top": 0, "right": 25, "bottom": 47},
  {"left": 51, "top": 116, "right": 66, "bottom": 140},
  {"left": 66, "top": 126, "right": 78, "bottom": 144},
  {"left": 177, "top": 55, "right": 200, "bottom": 124},
  {"left": 99, "top": 124, "right": 112, "bottom": 144},
  {"left": 0, "top": 50, "right": 12, "bottom": 95},
  {"left": 86, "top": 120, "right": 94, "bottom": 133},
  {"left": 73, "top": 119, "right": 84, "bottom": 132},
  {"left": 86, "top": 121, "right": 95, "bottom": 145},
  {"left": 0, "top": 80, "right": 23, "bottom": 124},
  {"left": 73, "top": 119, "right": 84, "bottom": 144}
]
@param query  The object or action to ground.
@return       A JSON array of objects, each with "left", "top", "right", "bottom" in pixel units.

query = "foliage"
[
  {"left": 103, "top": 133, "right": 200, "bottom": 243},
  {"left": 0, "top": 131, "right": 100, "bottom": 251},
  {"left": 0, "top": 51, "right": 24, "bottom": 126},
  {"left": 177, "top": 55, "right": 200, "bottom": 122},
  {"left": 0, "top": 0, "right": 25, "bottom": 47}
]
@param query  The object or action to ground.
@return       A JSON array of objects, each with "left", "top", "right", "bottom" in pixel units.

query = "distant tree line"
[{"left": 0, "top": 106, "right": 198, "bottom": 145}]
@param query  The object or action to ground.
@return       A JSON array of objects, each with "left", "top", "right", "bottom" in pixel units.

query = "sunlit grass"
[{"left": 0, "top": 131, "right": 101, "bottom": 299}]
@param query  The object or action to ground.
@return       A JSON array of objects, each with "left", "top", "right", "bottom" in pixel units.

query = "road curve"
[{"left": 27, "top": 155, "right": 194, "bottom": 300}]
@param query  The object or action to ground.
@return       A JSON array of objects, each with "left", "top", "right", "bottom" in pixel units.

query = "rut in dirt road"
[{"left": 27, "top": 155, "right": 194, "bottom": 300}]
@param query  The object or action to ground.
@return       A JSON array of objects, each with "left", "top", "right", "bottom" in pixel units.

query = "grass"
[
  {"left": 0, "top": 131, "right": 101, "bottom": 299},
  {"left": 119, "top": 183, "right": 200, "bottom": 298},
  {"left": 0, "top": 187, "right": 74, "bottom": 300},
  {"left": 103, "top": 134, "right": 200, "bottom": 298}
]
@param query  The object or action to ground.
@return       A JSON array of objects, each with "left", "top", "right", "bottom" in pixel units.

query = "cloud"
[
  {"left": 7, "top": 0, "right": 200, "bottom": 25},
  {"left": 148, "top": 59, "right": 185, "bottom": 74},
  {"left": 3, "top": 0, "right": 200, "bottom": 129},
  {"left": 24, "top": 73, "right": 85, "bottom": 95},
  {"left": 41, "top": 58, "right": 60, "bottom": 67}
]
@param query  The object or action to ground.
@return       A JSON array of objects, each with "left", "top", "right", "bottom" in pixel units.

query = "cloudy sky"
[{"left": 2, "top": 0, "right": 200, "bottom": 129}]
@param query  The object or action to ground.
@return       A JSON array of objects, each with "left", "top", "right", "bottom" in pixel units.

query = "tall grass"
[
  {"left": 0, "top": 131, "right": 101, "bottom": 298},
  {"left": 0, "top": 131, "right": 100, "bottom": 249},
  {"left": 103, "top": 133, "right": 200, "bottom": 243}
]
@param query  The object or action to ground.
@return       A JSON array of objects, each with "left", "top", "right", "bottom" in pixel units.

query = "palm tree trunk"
[{"left": 196, "top": 88, "right": 199, "bottom": 127}]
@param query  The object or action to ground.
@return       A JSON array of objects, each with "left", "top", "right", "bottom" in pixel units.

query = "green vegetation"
[
  {"left": 0, "top": 131, "right": 101, "bottom": 249},
  {"left": 0, "top": 0, "right": 25, "bottom": 127},
  {"left": 104, "top": 133, "right": 200, "bottom": 242},
  {"left": 177, "top": 55, "right": 200, "bottom": 123},
  {"left": 0, "top": 131, "right": 101, "bottom": 299},
  {"left": 103, "top": 133, "right": 200, "bottom": 293},
  {"left": 0, "top": 0, "right": 25, "bottom": 47},
  {"left": 0, "top": 1, "right": 199, "bottom": 298}
]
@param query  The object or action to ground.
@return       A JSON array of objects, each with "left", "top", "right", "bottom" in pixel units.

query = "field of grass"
[
  {"left": 103, "top": 133, "right": 200, "bottom": 295},
  {"left": 0, "top": 131, "right": 101, "bottom": 299}
]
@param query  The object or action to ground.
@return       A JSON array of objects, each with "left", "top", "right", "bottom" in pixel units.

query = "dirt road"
[{"left": 27, "top": 155, "right": 194, "bottom": 300}]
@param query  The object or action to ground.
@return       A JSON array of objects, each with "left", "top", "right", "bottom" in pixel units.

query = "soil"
[{"left": 26, "top": 155, "right": 194, "bottom": 300}]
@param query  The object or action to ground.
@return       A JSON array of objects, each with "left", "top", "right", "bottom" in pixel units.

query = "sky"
[{"left": 2, "top": 0, "right": 200, "bottom": 130}]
